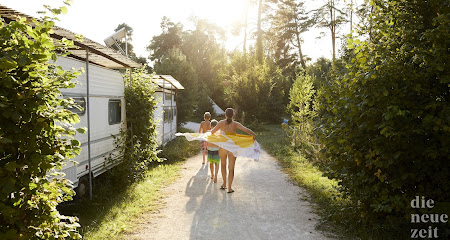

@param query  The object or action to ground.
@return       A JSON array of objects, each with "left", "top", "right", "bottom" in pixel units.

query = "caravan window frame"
[
  {"left": 163, "top": 106, "right": 174, "bottom": 122},
  {"left": 164, "top": 92, "right": 172, "bottom": 102},
  {"left": 108, "top": 99, "right": 122, "bottom": 125}
]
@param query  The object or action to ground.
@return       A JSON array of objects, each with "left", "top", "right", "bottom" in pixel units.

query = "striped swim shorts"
[{"left": 207, "top": 147, "right": 220, "bottom": 164}]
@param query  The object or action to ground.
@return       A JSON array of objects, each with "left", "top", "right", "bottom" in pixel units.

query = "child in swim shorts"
[{"left": 207, "top": 119, "right": 220, "bottom": 182}]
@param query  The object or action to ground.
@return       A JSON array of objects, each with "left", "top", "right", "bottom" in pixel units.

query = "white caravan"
[
  {"left": 57, "top": 56, "right": 126, "bottom": 197},
  {"left": 1, "top": 5, "right": 141, "bottom": 199},
  {"left": 152, "top": 75, "right": 184, "bottom": 146}
]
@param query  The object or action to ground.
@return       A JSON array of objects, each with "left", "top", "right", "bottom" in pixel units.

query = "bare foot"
[{"left": 214, "top": 177, "right": 217, "bottom": 183}]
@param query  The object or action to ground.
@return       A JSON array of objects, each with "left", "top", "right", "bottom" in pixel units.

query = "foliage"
[
  {"left": 181, "top": 18, "right": 228, "bottom": 109},
  {"left": 318, "top": 0, "right": 450, "bottom": 224},
  {"left": 313, "top": 0, "right": 348, "bottom": 60},
  {"left": 154, "top": 48, "right": 199, "bottom": 124},
  {"left": 0, "top": 4, "right": 82, "bottom": 239},
  {"left": 227, "top": 54, "right": 286, "bottom": 123},
  {"left": 118, "top": 68, "right": 161, "bottom": 181},
  {"left": 147, "top": 17, "right": 184, "bottom": 63},
  {"left": 267, "top": 0, "right": 314, "bottom": 70},
  {"left": 289, "top": 72, "right": 317, "bottom": 123},
  {"left": 306, "top": 57, "right": 333, "bottom": 89},
  {"left": 148, "top": 17, "right": 227, "bottom": 122},
  {"left": 288, "top": 72, "right": 320, "bottom": 151}
]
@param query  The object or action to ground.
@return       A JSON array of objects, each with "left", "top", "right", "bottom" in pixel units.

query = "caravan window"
[
  {"left": 108, "top": 99, "right": 121, "bottom": 125},
  {"left": 67, "top": 97, "right": 86, "bottom": 115},
  {"left": 164, "top": 107, "right": 173, "bottom": 122},
  {"left": 164, "top": 92, "right": 172, "bottom": 102}
]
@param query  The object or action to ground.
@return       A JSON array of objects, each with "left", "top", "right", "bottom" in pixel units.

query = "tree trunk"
[
  {"left": 330, "top": 0, "right": 336, "bottom": 61},
  {"left": 294, "top": 18, "right": 306, "bottom": 69},
  {"left": 243, "top": 1, "right": 249, "bottom": 54},
  {"left": 350, "top": 0, "right": 353, "bottom": 33},
  {"left": 256, "top": 0, "right": 263, "bottom": 64}
]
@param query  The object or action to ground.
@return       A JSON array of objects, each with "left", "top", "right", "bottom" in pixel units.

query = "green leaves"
[
  {"left": 0, "top": 4, "right": 81, "bottom": 239},
  {"left": 119, "top": 68, "right": 160, "bottom": 181},
  {"left": 316, "top": 0, "right": 450, "bottom": 224}
]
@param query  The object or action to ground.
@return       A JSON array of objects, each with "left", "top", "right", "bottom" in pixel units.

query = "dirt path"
[{"left": 131, "top": 144, "right": 335, "bottom": 240}]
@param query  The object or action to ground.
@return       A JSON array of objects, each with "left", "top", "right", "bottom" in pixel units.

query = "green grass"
[
  {"left": 255, "top": 124, "right": 407, "bottom": 240},
  {"left": 58, "top": 132, "right": 200, "bottom": 240}
]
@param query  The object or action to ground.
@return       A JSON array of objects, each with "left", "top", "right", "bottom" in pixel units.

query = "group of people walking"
[{"left": 198, "top": 108, "right": 257, "bottom": 194}]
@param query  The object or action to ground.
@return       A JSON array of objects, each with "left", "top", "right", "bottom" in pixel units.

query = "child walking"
[
  {"left": 198, "top": 112, "right": 211, "bottom": 164},
  {"left": 207, "top": 120, "right": 220, "bottom": 182}
]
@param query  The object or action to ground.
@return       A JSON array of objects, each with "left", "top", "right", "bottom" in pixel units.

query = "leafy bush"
[
  {"left": 115, "top": 68, "right": 161, "bottom": 181},
  {"left": 0, "top": 6, "right": 82, "bottom": 239},
  {"left": 287, "top": 72, "right": 322, "bottom": 159},
  {"left": 318, "top": 0, "right": 449, "bottom": 222}
]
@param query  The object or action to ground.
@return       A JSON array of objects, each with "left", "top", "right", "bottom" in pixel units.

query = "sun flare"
[{"left": 190, "top": 0, "right": 246, "bottom": 29}]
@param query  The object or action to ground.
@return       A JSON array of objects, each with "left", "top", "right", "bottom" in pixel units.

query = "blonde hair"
[
  {"left": 211, "top": 119, "right": 218, "bottom": 127},
  {"left": 204, "top": 112, "right": 211, "bottom": 120}
]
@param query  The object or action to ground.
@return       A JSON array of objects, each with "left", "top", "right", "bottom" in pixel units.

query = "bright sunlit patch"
[{"left": 190, "top": 0, "right": 246, "bottom": 28}]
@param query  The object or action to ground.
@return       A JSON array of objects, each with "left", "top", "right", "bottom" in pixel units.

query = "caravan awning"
[
  {"left": 152, "top": 75, "right": 185, "bottom": 90},
  {"left": 0, "top": 5, "right": 141, "bottom": 69}
]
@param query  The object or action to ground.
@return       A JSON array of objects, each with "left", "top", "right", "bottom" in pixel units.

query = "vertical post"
[
  {"left": 162, "top": 77, "right": 165, "bottom": 145},
  {"left": 175, "top": 90, "right": 178, "bottom": 130},
  {"left": 86, "top": 50, "right": 93, "bottom": 200},
  {"left": 170, "top": 85, "right": 173, "bottom": 141},
  {"left": 129, "top": 69, "right": 133, "bottom": 147},
  {"left": 125, "top": 34, "right": 128, "bottom": 57}
]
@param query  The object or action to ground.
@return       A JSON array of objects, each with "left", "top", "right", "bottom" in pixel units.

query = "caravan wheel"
[{"left": 75, "top": 176, "right": 90, "bottom": 200}]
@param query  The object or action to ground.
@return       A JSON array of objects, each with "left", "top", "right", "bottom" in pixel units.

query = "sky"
[{"left": 2, "top": 0, "right": 358, "bottom": 64}]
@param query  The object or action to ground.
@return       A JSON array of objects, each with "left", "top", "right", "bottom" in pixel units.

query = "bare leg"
[
  {"left": 202, "top": 141, "right": 206, "bottom": 164},
  {"left": 202, "top": 149, "right": 206, "bottom": 164},
  {"left": 227, "top": 152, "right": 237, "bottom": 192},
  {"left": 219, "top": 148, "right": 227, "bottom": 188},
  {"left": 214, "top": 163, "right": 219, "bottom": 183},
  {"left": 209, "top": 162, "right": 214, "bottom": 179}
]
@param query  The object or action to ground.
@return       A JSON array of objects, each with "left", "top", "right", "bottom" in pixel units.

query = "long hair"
[{"left": 225, "top": 108, "right": 234, "bottom": 124}]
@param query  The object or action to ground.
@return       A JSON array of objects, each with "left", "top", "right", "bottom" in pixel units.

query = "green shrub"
[
  {"left": 318, "top": 0, "right": 449, "bottom": 223},
  {"left": 115, "top": 68, "right": 161, "bottom": 182},
  {"left": 0, "top": 5, "right": 82, "bottom": 239}
]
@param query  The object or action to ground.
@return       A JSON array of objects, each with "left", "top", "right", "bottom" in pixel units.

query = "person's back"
[
  {"left": 218, "top": 120, "right": 237, "bottom": 133},
  {"left": 199, "top": 121, "right": 211, "bottom": 133},
  {"left": 211, "top": 108, "right": 256, "bottom": 193}
]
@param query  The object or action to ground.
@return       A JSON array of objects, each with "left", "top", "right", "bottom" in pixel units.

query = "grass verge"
[
  {"left": 255, "top": 124, "right": 407, "bottom": 240},
  {"left": 59, "top": 131, "right": 200, "bottom": 240}
]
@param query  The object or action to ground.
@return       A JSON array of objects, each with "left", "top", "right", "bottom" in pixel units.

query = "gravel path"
[{"left": 131, "top": 129, "right": 335, "bottom": 240}]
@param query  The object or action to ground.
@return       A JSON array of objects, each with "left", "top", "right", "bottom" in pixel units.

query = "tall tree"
[
  {"left": 147, "top": 17, "right": 184, "bottom": 64},
  {"left": 182, "top": 18, "right": 227, "bottom": 109},
  {"left": 314, "top": 0, "right": 348, "bottom": 60},
  {"left": 153, "top": 48, "right": 199, "bottom": 124},
  {"left": 268, "top": 0, "right": 314, "bottom": 70},
  {"left": 147, "top": 17, "right": 228, "bottom": 120}
]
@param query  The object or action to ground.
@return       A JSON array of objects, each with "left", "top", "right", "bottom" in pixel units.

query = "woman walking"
[{"left": 211, "top": 108, "right": 256, "bottom": 193}]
